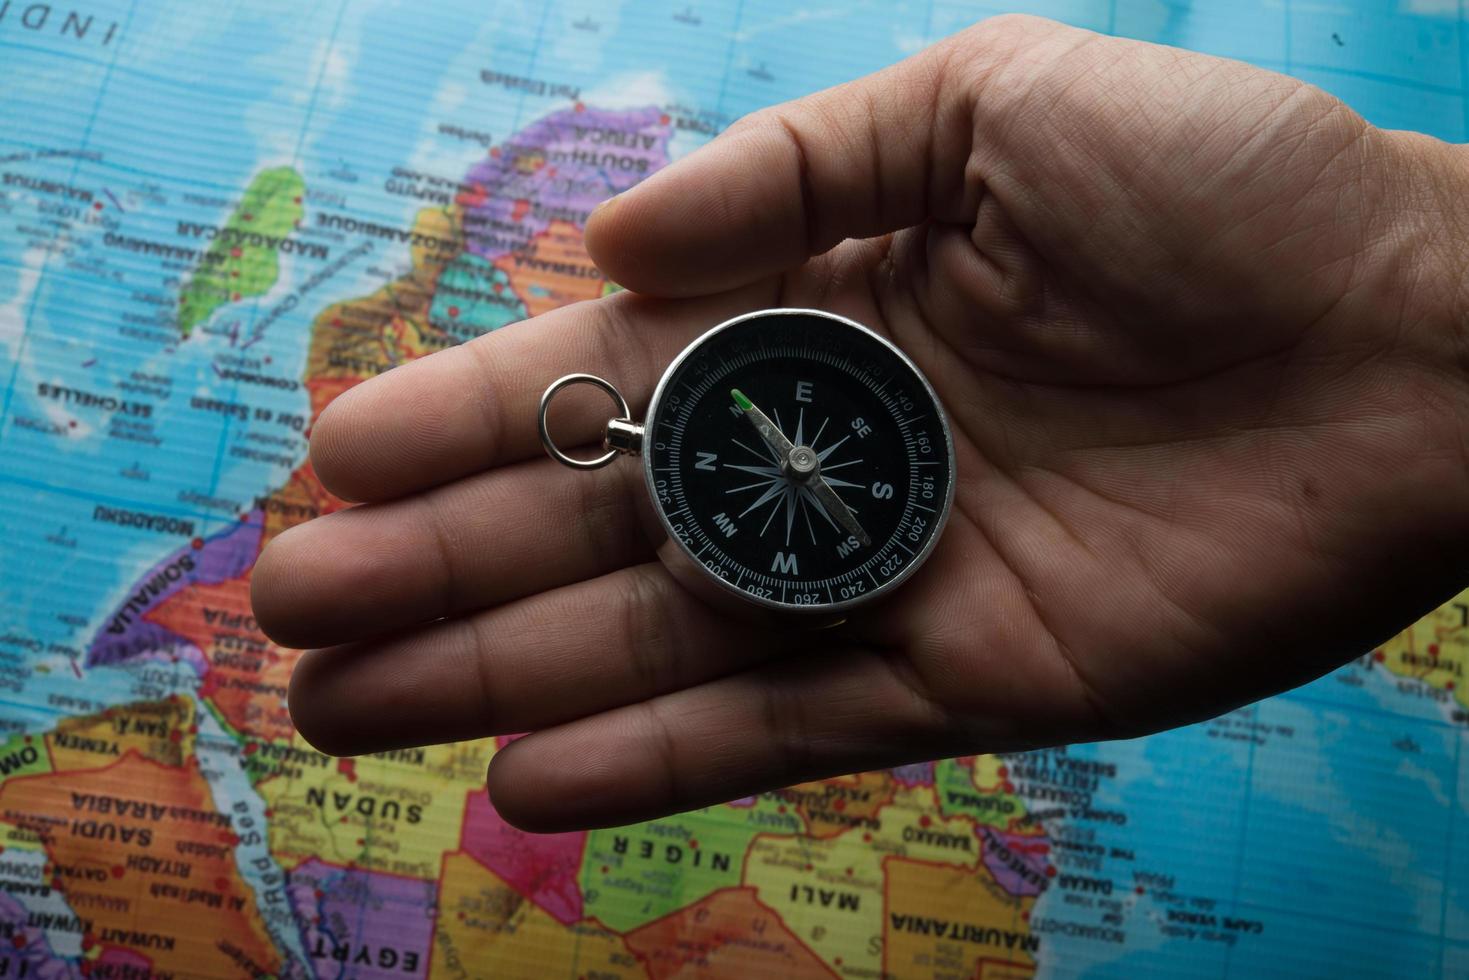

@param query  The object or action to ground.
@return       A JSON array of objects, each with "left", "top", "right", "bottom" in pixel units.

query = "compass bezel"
[{"left": 640, "top": 307, "right": 956, "bottom": 615}]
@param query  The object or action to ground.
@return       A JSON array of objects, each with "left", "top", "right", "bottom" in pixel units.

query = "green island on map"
[{"left": 177, "top": 166, "right": 305, "bottom": 337}]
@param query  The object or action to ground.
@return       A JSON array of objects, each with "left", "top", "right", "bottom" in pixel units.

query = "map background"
[{"left": 2, "top": 0, "right": 1468, "bottom": 977}]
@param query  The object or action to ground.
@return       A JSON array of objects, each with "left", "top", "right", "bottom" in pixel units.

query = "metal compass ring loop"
[{"left": 539, "top": 373, "right": 632, "bottom": 470}]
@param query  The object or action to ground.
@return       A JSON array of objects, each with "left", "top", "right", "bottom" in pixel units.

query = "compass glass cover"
[{"left": 644, "top": 310, "right": 954, "bottom": 611}]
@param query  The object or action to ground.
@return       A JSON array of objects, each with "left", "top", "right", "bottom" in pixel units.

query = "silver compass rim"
[{"left": 640, "top": 307, "right": 957, "bottom": 616}]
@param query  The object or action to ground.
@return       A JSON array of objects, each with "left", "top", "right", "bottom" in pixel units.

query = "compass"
[{"left": 539, "top": 308, "right": 956, "bottom": 615}]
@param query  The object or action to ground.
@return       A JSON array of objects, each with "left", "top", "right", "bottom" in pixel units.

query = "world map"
[{"left": 1, "top": 1, "right": 1467, "bottom": 977}]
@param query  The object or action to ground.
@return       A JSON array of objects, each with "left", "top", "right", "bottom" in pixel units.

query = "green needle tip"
[{"left": 730, "top": 388, "right": 753, "bottom": 411}]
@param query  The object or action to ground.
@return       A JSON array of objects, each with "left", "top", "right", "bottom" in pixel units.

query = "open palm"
[{"left": 252, "top": 16, "right": 1469, "bottom": 831}]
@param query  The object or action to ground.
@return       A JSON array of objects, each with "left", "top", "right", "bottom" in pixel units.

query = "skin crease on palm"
[{"left": 250, "top": 16, "right": 1469, "bottom": 833}]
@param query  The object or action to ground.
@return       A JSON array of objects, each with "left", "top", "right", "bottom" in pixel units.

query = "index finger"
[
  {"left": 310, "top": 283, "right": 771, "bottom": 503},
  {"left": 581, "top": 19, "right": 1031, "bottom": 298}
]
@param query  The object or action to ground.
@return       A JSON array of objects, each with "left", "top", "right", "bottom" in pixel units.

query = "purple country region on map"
[
  {"left": 460, "top": 104, "right": 671, "bottom": 261},
  {"left": 0, "top": 892, "right": 79, "bottom": 979},
  {"left": 461, "top": 789, "right": 585, "bottom": 926},
  {"left": 980, "top": 827, "right": 1052, "bottom": 898},
  {"left": 888, "top": 762, "right": 936, "bottom": 787},
  {"left": 287, "top": 859, "right": 436, "bottom": 979},
  {"left": 94, "top": 946, "right": 152, "bottom": 976},
  {"left": 84, "top": 511, "right": 264, "bottom": 669}
]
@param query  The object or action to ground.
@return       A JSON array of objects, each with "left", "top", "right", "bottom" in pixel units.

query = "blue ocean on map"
[{"left": 2, "top": 0, "right": 1468, "bottom": 977}]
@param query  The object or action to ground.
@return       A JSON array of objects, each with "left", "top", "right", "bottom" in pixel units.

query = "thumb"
[{"left": 584, "top": 22, "right": 1023, "bottom": 298}]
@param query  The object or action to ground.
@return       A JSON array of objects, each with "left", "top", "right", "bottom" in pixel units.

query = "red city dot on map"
[
  {"left": 777, "top": 805, "right": 786, "bottom": 814},
  {"left": 845, "top": 867, "right": 853, "bottom": 876},
  {"left": 805, "top": 863, "right": 813, "bottom": 871},
  {"left": 232, "top": 292, "right": 241, "bottom": 301},
  {"left": 314, "top": 888, "right": 325, "bottom": 900},
  {"left": 832, "top": 798, "right": 846, "bottom": 811},
  {"left": 82, "top": 932, "right": 96, "bottom": 950},
  {"left": 191, "top": 537, "right": 204, "bottom": 549},
  {"left": 574, "top": 102, "right": 585, "bottom": 112},
  {"left": 834, "top": 957, "right": 843, "bottom": 966},
  {"left": 244, "top": 742, "right": 258, "bottom": 755},
  {"left": 242, "top": 213, "right": 253, "bottom": 221},
  {"left": 997, "top": 765, "right": 1008, "bottom": 778},
  {"left": 230, "top": 247, "right": 242, "bottom": 258},
  {"left": 448, "top": 305, "right": 460, "bottom": 318},
  {"left": 11, "top": 935, "right": 25, "bottom": 949},
  {"left": 688, "top": 839, "right": 699, "bottom": 849},
  {"left": 490, "top": 147, "right": 501, "bottom": 157},
  {"left": 111, "top": 865, "right": 125, "bottom": 878},
  {"left": 1136, "top": 886, "right": 1145, "bottom": 894},
  {"left": 1429, "top": 644, "right": 1440, "bottom": 656},
  {"left": 1045, "top": 866, "right": 1057, "bottom": 878},
  {"left": 918, "top": 814, "right": 931, "bottom": 827},
  {"left": 294, "top": 196, "right": 302, "bottom": 204},
  {"left": 862, "top": 833, "right": 872, "bottom": 843},
  {"left": 169, "top": 730, "right": 182, "bottom": 743},
  {"left": 340, "top": 816, "right": 349, "bottom": 824},
  {"left": 1022, "top": 910, "right": 1031, "bottom": 921},
  {"left": 356, "top": 838, "right": 366, "bottom": 846},
  {"left": 1004, "top": 781, "right": 1016, "bottom": 793},
  {"left": 69, "top": 420, "right": 77, "bottom": 428},
  {"left": 601, "top": 865, "right": 609, "bottom": 874},
  {"left": 1449, "top": 681, "right": 1457, "bottom": 690},
  {"left": 215, "top": 877, "right": 229, "bottom": 891},
  {"left": 1374, "top": 650, "right": 1386, "bottom": 662},
  {"left": 659, "top": 114, "right": 670, "bottom": 125}
]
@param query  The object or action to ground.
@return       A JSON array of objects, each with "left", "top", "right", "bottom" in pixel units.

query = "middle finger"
[{"left": 252, "top": 455, "right": 652, "bottom": 650}]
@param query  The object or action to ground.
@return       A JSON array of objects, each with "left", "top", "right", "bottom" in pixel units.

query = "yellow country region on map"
[
  {"left": 256, "top": 732, "right": 493, "bottom": 880},
  {"left": 1375, "top": 588, "right": 1469, "bottom": 712},
  {"left": 742, "top": 830, "right": 886, "bottom": 976},
  {"left": 431, "top": 850, "right": 642, "bottom": 980},
  {"left": 867, "top": 785, "right": 985, "bottom": 868},
  {"left": 775, "top": 771, "right": 894, "bottom": 839},
  {"left": 884, "top": 857, "right": 1037, "bottom": 980},
  {"left": 46, "top": 696, "right": 195, "bottom": 772}
]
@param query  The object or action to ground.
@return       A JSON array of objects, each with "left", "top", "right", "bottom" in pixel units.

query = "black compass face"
[{"left": 643, "top": 310, "right": 954, "bottom": 612}]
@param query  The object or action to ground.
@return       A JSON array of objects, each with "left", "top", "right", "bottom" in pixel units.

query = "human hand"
[{"left": 252, "top": 15, "right": 1469, "bottom": 831}]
